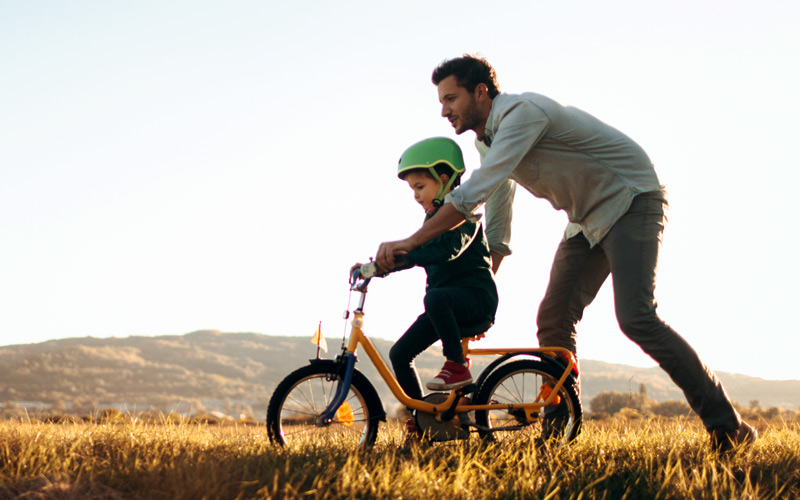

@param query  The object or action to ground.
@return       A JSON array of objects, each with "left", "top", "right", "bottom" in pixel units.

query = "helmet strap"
[{"left": 432, "top": 170, "right": 460, "bottom": 206}]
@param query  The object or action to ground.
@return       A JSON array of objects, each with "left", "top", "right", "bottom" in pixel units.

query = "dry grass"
[{"left": 0, "top": 417, "right": 798, "bottom": 499}]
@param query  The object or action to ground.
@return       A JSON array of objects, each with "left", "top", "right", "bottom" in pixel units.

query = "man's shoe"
[
  {"left": 710, "top": 421, "right": 758, "bottom": 453},
  {"left": 426, "top": 361, "right": 472, "bottom": 391}
]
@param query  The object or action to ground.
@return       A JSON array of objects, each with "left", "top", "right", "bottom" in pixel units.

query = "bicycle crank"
[{"left": 416, "top": 393, "right": 471, "bottom": 441}]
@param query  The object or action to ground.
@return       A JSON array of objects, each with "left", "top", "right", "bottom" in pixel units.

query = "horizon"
[{"left": 4, "top": 328, "right": 798, "bottom": 383}]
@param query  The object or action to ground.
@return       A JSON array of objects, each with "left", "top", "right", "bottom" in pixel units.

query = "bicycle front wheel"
[
  {"left": 474, "top": 358, "right": 582, "bottom": 446},
  {"left": 267, "top": 363, "right": 382, "bottom": 449}
]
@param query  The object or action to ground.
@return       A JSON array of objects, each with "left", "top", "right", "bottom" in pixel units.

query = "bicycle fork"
[{"left": 316, "top": 351, "right": 357, "bottom": 425}]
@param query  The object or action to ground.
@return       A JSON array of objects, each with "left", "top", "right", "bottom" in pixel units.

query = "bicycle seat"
[{"left": 460, "top": 319, "right": 492, "bottom": 358}]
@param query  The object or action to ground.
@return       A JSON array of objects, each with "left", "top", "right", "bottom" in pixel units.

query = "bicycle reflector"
[
  {"left": 558, "top": 351, "right": 580, "bottom": 377},
  {"left": 335, "top": 401, "right": 354, "bottom": 427},
  {"left": 539, "top": 383, "right": 562, "bottom": 406}
]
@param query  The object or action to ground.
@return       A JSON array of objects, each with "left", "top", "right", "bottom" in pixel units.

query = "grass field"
[{"left": 0, "top": 417, "right": 798, "bottom": 499}]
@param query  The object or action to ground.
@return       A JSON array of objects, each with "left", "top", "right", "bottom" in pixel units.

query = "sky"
[{"left": 1, "top": 1, "right": 798, "bottom": 381}]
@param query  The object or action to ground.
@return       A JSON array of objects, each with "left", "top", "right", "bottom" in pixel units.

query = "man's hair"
[
  {"left": 431, "top": 54, "right": 500, "bottom": 98},
  {"left": 400, "top": 163, "right": 462, "bottom": 187}
]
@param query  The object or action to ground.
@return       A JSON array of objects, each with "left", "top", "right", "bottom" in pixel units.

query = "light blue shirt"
[{"left": 445, "top": 92, "right": 663, "bottom": 250}]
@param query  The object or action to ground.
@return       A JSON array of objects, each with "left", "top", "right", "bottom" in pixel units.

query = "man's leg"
[
  {"left": 537, "top": 232, "right": 611, "bottom": 355},
  {"left": 601, "top": 191, "right": 741, "bottom": 432},
  {"left": 536, "top": 233, "right": 610, "bottom": 433}
]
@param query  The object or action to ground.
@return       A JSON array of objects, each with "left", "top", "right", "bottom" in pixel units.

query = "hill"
[{"left": 0, "top": 331, "right": 797, "bottom": 416}]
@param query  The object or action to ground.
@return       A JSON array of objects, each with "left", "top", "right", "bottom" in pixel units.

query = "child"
[{"left": 358, "top": 137, "right": 498, "bottom": 399}]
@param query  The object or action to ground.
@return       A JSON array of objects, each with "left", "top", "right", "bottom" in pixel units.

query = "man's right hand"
[
  {"left": 375, "top": 239, "right": 412, "bottom": 271},
  {"left": 376, "top": 203, "right": 467, "bottom": 270}
]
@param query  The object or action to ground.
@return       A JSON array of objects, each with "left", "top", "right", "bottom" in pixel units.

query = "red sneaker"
[
  {"left": 405, "top": 418, "right": 420, "bottom": 436},
  {"left": 426, "top": 360, "right": 472, "bottom": 391},
  {"left": 399, "top": 418, "right": 423, "bottom": 451}
]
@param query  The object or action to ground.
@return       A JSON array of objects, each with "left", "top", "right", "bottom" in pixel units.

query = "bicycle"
[{"left": 266, "top": 265, "right": 582, "bottom": 449}]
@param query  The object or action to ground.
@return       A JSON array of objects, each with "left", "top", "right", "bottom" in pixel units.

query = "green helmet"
[{"left": 397, "top": 137, "right": 466, "bottom": 205}]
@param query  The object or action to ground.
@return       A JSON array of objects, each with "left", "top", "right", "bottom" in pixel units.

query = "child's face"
[{"left": 404, "top": 170, "right": 448, "bottom": 214}]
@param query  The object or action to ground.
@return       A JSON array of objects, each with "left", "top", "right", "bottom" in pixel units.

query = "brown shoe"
[{"left": 710, "top": 421, "right": 757, "bottom": 453}]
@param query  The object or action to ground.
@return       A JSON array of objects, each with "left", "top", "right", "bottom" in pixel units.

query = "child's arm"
[
  {"left": 402, "top": 221, "right": 480, "bottom": 268},
  {"left": 375, "top": 203, "right": 465, "bottom": 271}
]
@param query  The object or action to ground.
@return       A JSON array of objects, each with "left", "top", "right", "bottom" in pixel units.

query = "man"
[{"left": 375, "top": 54, "right": 755, "bottom": 451}]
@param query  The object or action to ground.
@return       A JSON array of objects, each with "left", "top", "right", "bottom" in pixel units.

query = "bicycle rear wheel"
[
  {"left": 473, "top": 358, "right": 581, "bottom": 446},
  {"left": 267, "top": 363, "right": 382, "bottom": 449}
]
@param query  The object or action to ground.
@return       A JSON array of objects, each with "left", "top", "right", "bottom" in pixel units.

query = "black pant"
[
  {"left": 390, "top": 287, "right": 497, "bottom": 401},
  {"left": 537, "top": 191, "right": 740, "bottom": 431}
]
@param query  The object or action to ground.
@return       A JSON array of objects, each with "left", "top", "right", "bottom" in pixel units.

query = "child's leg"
[
  {"left": 389, "top": 313, "right": 440, "bottom": 401},
  {"left": 423, "top": 287, "right": 495, "bottom": 362},
  {"left": 424, "top": 287, "right": 497, "bottom": 391}
]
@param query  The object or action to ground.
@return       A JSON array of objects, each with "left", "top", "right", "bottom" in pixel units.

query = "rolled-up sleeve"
[
  {"left": 484, "top": 178, "right": 515, "bottom": 256},
  {"left": 446, "top": 99, "right": 548, "bottom": 255}
]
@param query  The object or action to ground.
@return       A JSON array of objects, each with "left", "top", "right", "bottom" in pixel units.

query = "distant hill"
[{"left": 0, "top": 331, "right": 797, "bottom": 417}]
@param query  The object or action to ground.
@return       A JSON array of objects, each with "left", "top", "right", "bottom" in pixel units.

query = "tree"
[
  {"left": 650, "top": 400, "right": 692, "bottom": 418},
  {"left": 590, "top": 390, "right": 647, "bottom": 415},
  {"left": 638, "top": 383, "right": 650, "bottom": 414}
]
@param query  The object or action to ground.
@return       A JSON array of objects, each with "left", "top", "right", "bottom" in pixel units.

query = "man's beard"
[{"left": 455, "top": 96, "right": 481, "bottom": 134}]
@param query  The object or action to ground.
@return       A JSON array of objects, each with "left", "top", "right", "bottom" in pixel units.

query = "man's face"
[{"left": 437, "top": 75, "right": 483, "bottom": 135}]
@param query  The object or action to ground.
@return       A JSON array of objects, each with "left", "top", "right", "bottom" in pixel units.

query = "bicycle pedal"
[{"left": 458, "top": 412, "right": 475, "bottom": 426}]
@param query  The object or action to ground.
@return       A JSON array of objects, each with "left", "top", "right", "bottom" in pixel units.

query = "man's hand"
[
  {"left": 490, "top": 250, "right": 505, "bottom": 274},
  {"left": 375, "top": 239, "right": 412, "bottom": 271},
  {"left": 375, "top": 203, "right": 466, "bottom": 271}
]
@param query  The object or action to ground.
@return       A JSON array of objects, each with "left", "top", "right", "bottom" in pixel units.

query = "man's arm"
[
  {"left": 375, "top": 203, "right": 466, "bottom": 271},
  {"left": 483, "top": 177, "right": 515, "bottom": 275}
]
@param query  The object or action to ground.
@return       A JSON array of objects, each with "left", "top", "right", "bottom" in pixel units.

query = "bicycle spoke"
[
  {"left": 269, "top": 366, "right": 378, "bottom": 448},
  {"left": 475, "top": 359, "right": 581, "bottom": 445}
]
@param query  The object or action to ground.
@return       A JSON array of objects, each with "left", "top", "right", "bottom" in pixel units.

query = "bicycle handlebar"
[
  {"left": 350, "top": 264, "right": 373, "bottom": 291},
  {"left": 358, "top": 261, "right": 380, "bottom": 279}
]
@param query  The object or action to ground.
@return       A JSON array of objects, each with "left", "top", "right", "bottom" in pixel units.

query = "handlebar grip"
[{"left": 359, "top": 261, "right": 379, "bottom": 279}]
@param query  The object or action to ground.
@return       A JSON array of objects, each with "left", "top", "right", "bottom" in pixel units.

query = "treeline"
[{"left": 589, "top": 383, "right": 798, "bottom": 421}]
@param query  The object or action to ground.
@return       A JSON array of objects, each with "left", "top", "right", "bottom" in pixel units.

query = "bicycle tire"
[
  {"left": 267, "top": 362, "right": 383, "bottom": 449},
  {"left": 473, "top": 358, "right": 582, "bottom": 445}
]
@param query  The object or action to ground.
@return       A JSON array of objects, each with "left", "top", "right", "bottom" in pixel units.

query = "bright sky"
[{"left": 2, "top": 1, "right": 798, "bottom": 381}]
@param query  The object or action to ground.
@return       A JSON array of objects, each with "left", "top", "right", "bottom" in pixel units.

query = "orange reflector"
[
  {"left": 335, "top": 402, "right": 354, "bottom": 427},
  {"left": 539, "top": 383, "right": 561, "bottom": 406}
]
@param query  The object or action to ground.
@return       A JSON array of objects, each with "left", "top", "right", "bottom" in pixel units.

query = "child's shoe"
[
  {"left": 399, "top": 418, "right": 422, "bottom": 452},
  {"left": 426, "top": 360, "right": 472, "bottom": 391}
]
